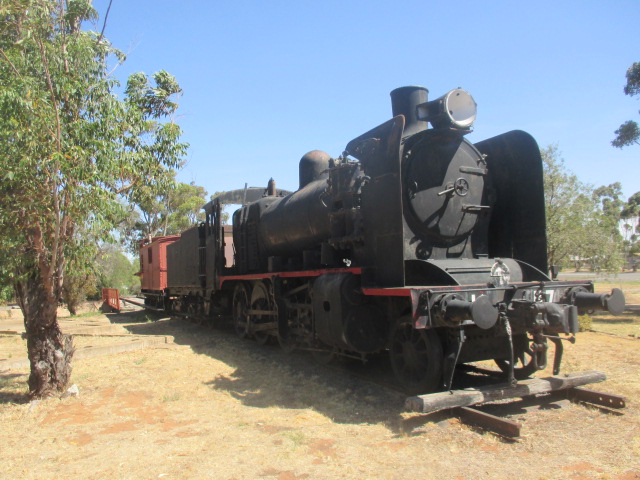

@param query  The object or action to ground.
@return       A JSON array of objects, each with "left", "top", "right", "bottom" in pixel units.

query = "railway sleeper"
[{"left": 405, "top": 371, "right": 626, "bottom": 438}]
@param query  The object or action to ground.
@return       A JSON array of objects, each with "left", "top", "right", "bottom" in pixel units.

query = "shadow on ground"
[
  {"left": 104, "top": 310, "right": 517, "bottom": 434},
  {"left": 0, "top": 372, "right": 29, "bottom": 405}
]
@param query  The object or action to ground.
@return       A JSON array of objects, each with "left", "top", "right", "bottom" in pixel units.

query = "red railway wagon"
[
  {"left": 139, "top": 235, "right": 181, "bottom": 309},
  {"left": 138, "top": 228, "right": 235, "bottom": 312}
]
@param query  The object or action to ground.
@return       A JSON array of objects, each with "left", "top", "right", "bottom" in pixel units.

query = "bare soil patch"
[{"left": 1, "top": 307, "right": 639, "bottom": 479}]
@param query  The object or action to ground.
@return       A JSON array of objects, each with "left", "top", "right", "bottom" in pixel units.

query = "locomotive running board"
[{"left": 405, "top": 370, "right": 622, "bottom": 415}]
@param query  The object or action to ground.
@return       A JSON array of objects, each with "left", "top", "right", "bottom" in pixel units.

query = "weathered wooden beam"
[{"left": 405, "top": 370, "right": 607, "bottom": 414}]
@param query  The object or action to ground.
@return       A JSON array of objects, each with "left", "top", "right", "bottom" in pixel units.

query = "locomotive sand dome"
[{"left": 141, "top": 84, "right": 626, "bottom": 395}]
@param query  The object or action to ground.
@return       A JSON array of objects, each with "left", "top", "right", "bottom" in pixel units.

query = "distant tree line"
[{"left": 543, "top": 145, "right": 638, "bottom": 273}]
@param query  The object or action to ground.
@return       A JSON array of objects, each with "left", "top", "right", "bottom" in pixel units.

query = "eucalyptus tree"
[
  {"left": 621, "top": 192, "right": 640, "bottom": 260},
  {"left": 122, "top": 176, "right": 208, "bottom": 254},
  {"left": 0, "top": 0, "right": 188, "bottom": 397},
  {"left": 542, "top": 145, "right": 623, "bottom": 272},
  {"left": 612, "top": 62, "right": 640, "bottom": 148}
]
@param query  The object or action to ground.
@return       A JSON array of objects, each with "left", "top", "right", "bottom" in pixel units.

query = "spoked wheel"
[
  {"left": 250, "top": 281, "right": 274, "bottom": 345},
  {"left": 389, "top": 320, "right": 443, "bottom": 395},
  {"left": 277, "top": 282, "right": 313, "bottom": 354},
  {"left": 494, "top": 334, "right": 539, "bottom": 380},
  {"left": 232, "top": 284, "right": 250, "bottom": 339}
]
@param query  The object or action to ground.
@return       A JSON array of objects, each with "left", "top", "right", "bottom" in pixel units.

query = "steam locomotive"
[{"left": 139, "top": 85, "right": 625, "bottom": 394}]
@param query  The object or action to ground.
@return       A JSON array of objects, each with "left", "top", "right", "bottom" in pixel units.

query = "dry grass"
[
  {"left": 594, "top": 280, "right": 640, "bottom": 304},
  {"left": 590, "top": 281, "right": 640, "bottom": 337},
  {"left": 1, "top": 303, "right": 639, "bottom": 479},
  {"left": 590, "top": 312, "right": 640, "bottom": 337},
  {"left": 0, "top": 335, "right": 145, "bottom": 361}
]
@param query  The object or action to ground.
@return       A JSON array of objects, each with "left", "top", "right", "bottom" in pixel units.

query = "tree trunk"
[
  {"left": 67, "top": 303, "right": 78, "bottom": 316},
  {"left": 15, "top": 272, "right": 75, "bottom": 398}
]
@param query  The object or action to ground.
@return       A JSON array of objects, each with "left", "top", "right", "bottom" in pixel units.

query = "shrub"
[
  {"left": 578, "top": 315, "right": 593, "bottom": 332},
  {"left": 0, "top": 285, "right": 14, "bottom": 305},
  {"left": 62, "top": 270, "right": 97, "bottom": 315}
]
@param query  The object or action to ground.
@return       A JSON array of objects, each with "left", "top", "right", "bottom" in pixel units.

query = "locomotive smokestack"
[
  {"left": 267, "top": 178, "right": 277, "bottom": 196},
  {"left": 390, "top": 86, "right": 429, "bottom": 137}
]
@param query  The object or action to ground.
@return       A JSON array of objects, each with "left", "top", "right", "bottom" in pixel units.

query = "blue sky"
[{"left": 90, "top": 0, "right": 640, "bottom": 201}]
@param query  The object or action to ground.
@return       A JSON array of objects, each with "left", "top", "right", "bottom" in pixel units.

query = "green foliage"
[
  {"left": 161, "top": 392, "right": 181, "bottom": 402},
  {"left": 594, "top": 183, "right": 625, "bottom": 220},
  {"left": 62, "top": 258, "right": 97, "bottom": 315},
  {"left": 0, "top": 0, "right": 187, "bottom": 396},
  {"left": 612, "top": 121, "right": 640, "bottom": 148},
  {"left": 0, "top": 284, "right": 14, "bottom": 305},
  {"left": 612, "top": 62, "right": 640, "bottom": 148},
  {"left": 622, "top": 191, "right": 640, "bottom": 220},
  {"left": 543, "top": 145, "right": 624, "bottom": 272},
  {"left": 620, "top": 192, "right": 640, "bottom": 265},
  {"left": 122, "top": 175, "right": 208, "bottom": 253},
  {"left": 0, "top": 0, "right": 188, "bottom": 306},
  {"left": 578, "top": 315, "right": 593, "bottom": 332},
  {"left": 623, "top": 62, "right": 640, "bottom": 97},
  {"left": 95, "top": 246, "right": 139, "bottom": 295}
]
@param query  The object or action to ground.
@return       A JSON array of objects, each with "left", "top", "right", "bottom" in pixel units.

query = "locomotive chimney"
[
  {"left": 390, "top": 86, "right": 429, "bottom": 137},
  {"left": 267, "top": 178, "right": 277, "bottom": 196}
]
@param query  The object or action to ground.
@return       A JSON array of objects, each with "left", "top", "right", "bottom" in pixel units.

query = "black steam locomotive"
[{"left": 141, "top": 85, "right": 625, "bottom": 394}]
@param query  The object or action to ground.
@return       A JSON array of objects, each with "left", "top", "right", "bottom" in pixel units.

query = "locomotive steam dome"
[{"left": 299, "top": 150, "right": 330, "bottom": 189}]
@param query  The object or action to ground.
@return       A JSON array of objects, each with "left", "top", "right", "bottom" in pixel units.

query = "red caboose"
[{"left": 139, "top": 235, "right": 180, "bottom": 309}]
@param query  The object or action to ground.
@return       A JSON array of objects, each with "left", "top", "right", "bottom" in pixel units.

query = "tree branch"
[
  {"left": 36, "top": 36, "right": 65, "bottom": 285},
  {"left": 36, "top": 39, "right": 62, "bottom": 153},
  {"left": 59, "top": 0, "right": 69, "bottom": 73},
  {"left": 0, "top": 47, "right": 20, "bottom": 76},
  {"left": 97, "top": 0, "right": 114, "bottom": 44}
]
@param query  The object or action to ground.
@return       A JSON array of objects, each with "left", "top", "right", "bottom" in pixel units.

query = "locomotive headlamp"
[{"left": 416, "top": 88, "right": 477, "bottom": 130}]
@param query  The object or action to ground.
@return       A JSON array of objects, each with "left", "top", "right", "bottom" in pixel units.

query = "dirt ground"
[{"left": 1, "top": 290, "right": 640, "bottom": 480}]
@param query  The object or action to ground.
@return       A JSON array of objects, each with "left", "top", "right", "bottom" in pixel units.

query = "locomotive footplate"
[{"left": 405, "top": 370, "right": 626, "bottom": 438}]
